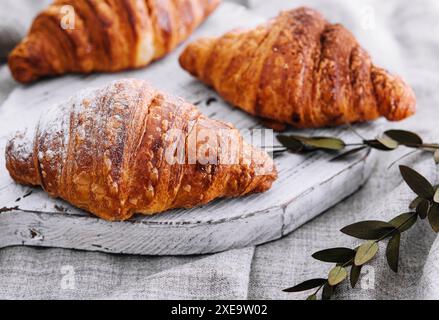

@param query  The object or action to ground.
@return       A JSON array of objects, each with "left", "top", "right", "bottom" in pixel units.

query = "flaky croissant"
[
  {"left": 179, "top": 7, "right": 416, "bottom": 129},
  {"left": 5, "top": 79, "right": 277, "bottom": 221},
  {"left": 8, "top": 0, "right": 220, "bottom": 84}
]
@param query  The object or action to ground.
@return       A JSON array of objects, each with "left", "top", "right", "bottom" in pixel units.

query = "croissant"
[
  {"left": 5, "top": 79, "right": 277, "bottom": 221},
  {"left": 8, "top": 0, "right": 221, "bottom": 84},
  {"left": 179, "top": 7, "right": 416, "bottom": 129}
]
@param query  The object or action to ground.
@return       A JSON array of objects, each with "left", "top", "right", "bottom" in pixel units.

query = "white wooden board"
[{"left": 0, "top": 3, "right": 378, "bottom": 255}]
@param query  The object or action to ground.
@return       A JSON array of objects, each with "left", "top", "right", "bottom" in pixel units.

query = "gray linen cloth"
[{"left": 0, "top": 0, "right": 439, "bottom": 300}]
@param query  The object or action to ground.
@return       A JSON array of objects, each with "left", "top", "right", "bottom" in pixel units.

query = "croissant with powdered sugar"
[{"left": 5, "top": 79, "right": 277, "bottom": 221}]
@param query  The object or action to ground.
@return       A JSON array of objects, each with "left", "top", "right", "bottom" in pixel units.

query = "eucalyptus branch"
[
  {"left": 276, "top": 129, "right": 439, "bottom": 164},
  {"left": 283, "top": 165, "right": 439, "bottom": 300}
]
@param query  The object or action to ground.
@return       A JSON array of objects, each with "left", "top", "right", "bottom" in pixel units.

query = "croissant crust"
[
  {"left": 5, "top": 79, "right": 277, "bottom": 221},
  {"left": 179, "top": 7, "right": 416, "bottom": 128},
  {"left": 8, "top": 0, "right": 221, "bottom": 83}
]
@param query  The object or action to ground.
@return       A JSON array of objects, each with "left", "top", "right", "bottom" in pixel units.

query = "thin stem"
[
  {"left": 345, "top": 143, "right": 366, "bottom": 147},
  {"left": 421, "top": 144, "right": 439, "bottom": 150},
  {"left": 313, "top": 282, "right": 327, "bottom": 296},
  {"left": 387, "top": 150, "right": 420, "bottom": 169},
  {"left": 376, "top": 213, "right": 418, "bottom": 243},
  {"left": 346, "top": 123, "right": 366, "bottom": 140},
  {"left": 342, "top": 258, "right": 354, "bottom": 268}
]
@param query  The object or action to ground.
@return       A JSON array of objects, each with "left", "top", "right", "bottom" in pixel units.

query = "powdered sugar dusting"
[
  {"left": 37, "top": 100, "right": 70, "bottom": 176},
  {"left": 7, "top": 127, "right": 35, "bottom": 164}
]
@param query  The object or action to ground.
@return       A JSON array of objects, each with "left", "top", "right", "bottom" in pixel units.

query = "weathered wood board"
[{"left": 0, "top": 3, "right": 378, "bottom": 255}]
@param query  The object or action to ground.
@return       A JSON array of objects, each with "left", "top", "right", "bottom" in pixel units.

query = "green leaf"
[
  {"left": 416, "top": 199, "right": 430, "bottom": 220},
  {"left": 434, "top": 150, "right": 439, "bottom": 165},
  {"left": 283, "top": 278, "right": 327, "bottom": 292},
  {"left": 386, "top": 233, "right": 401, "bottom": 273},
  {"left": 285, "top": 135, "right": 346, "bottom": 151},
  {"left": 328, "top": 266, "right": 348, "bottom": 286},
  {"left": 303, "top": 137, "right": 346, "bottom": 151},
  {"left": 365, "top": 140, "right": 396, "bottom": 151},
  {"left": 428, "top": 203, "right": 439, "bottom": 233},
  {"left": 399, "top": 165, "right": 435, "bottom": 199},
  {"left": 389, "top": 212, "right": 418, "bottom": 233},
  {"left": 350, "top": 264, "right": 362, "bottom": 288},
  {"left": 330, "top": 146, "right": 368, "bottom": 162},
  {"left": 307, "top": 294, "right": 317, "bottom": 300},
  {"left": 377, "top": 135, "right": 399, "bottom": 150},
  {"left": 341, "top": 221, "right": 395, "bottom": 240},
  {"left": 277, "top": 135, "right": 346, "bottom": 152},
  {"left": 312, "top": 248, "right": 356, "bottom": 264},
  {"left": 277, "top": 135, "right": 304, "bottom": 153},
  {"left": 355, "top": 241, "right": 379, "bottom": 266},
  {"left": 322, "top": 283, "right": 334, "bottom": 300},
  {"left": 434, "top": 189, "right": 439, "bottom": 204},
  {"left": 409, "top": 196, "right": 422, "bottom": 210},
  {"left": 384, "top": 130, "right": 423, "bottom": 147}
]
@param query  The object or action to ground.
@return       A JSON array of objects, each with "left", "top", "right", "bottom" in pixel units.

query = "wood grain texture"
[{"left": 0, "top": 3, "right": 378, "bottom": 255}]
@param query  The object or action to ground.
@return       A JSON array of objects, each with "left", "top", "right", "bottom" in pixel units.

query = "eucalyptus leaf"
[
  {"left": 428, "top": 203, "right": 439, "bottom": 233},
  {"left": 283, "top": 278, "right": 327, "bottom": 292},
  {"left": 384, "top": 130, "right": 423, "bottom": 147},
  {"left": 399, "top": 165, "right": 435, "bottom": 199},
  {"left": 328, "top": 266, "right": 348, "bottom": 286},
  {"left": 389, "top": 212, "right": 418, "bottom": 233},
  {"left": 307, "top": 294, "right": 317, "bottom": 300},
  {"left": 350, "top": 264, "right": 362, "bottom": 288},
  {"left": 322, "top": 283, "right": 334, "bottom": 300},
  {"left": 365, "top": 140, "right": 396, "bottom": 151},
  {"left": 330, "top": 146, "right": 368, "bottom": 162},
  {"left": 312, "top": 248, "right": 356, "bottom": 264},
  {"left": 435, "top": 150, "right": 439, "bottom": 165},
  {"left": 355, "top": 241, "right": 379, "bottom": 266},
  {"left": 277, "top": 135, "right": 304, "bottom": 153},
  {"left": 434, "top": 189, "right": 439, "bottom": 204},
  {"left": 416, "top": 199, "right": 430, "bottom": 220},
  {"left": 377, "top": 135, "right": 399, "bottom": 150},
  {"left": 386, "top": 232, "right": 401, "bottom": 273},
  {"left": 409, "top": 197, "right": 422, "bottom": 210},
  {"left": 341, "top": 221, "right": 395, "bottom": 240},
  {"left": 302, "top": 137, "right": 346, "bottom": 151}
]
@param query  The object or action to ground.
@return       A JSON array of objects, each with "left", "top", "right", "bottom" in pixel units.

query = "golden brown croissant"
[
  {"left": 8, "top": 0, "right": 221, "bottom": 84},
  {"left": 5, "top": 79, "right": 277, "bottom": 221},
  {"left": 179, "top": 7, "right": 416, "bottom": 129}
]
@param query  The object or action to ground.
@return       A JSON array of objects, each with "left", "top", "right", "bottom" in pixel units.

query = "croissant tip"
[
  {"left": 8, "top": 56, "right": 36, "bottom": 84},
  {"left": 389, "top": 85, "right": 417, "bottom": 121},
  {"left": 8, "top": 40, "right": 44, "bottom": 84},
  {"left": 5, "top": 131, "right": 40, "bottom": 186},
  {"left": 371, "top": 66, "right": 417, "bottom": 122},
  {"left": 179, "top": 38, "right": 215, "bottom": 78}
]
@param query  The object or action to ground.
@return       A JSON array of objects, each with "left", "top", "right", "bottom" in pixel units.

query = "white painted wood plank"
[{"left": 0, "top": 2, "right": 378, "bottom": 255}]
